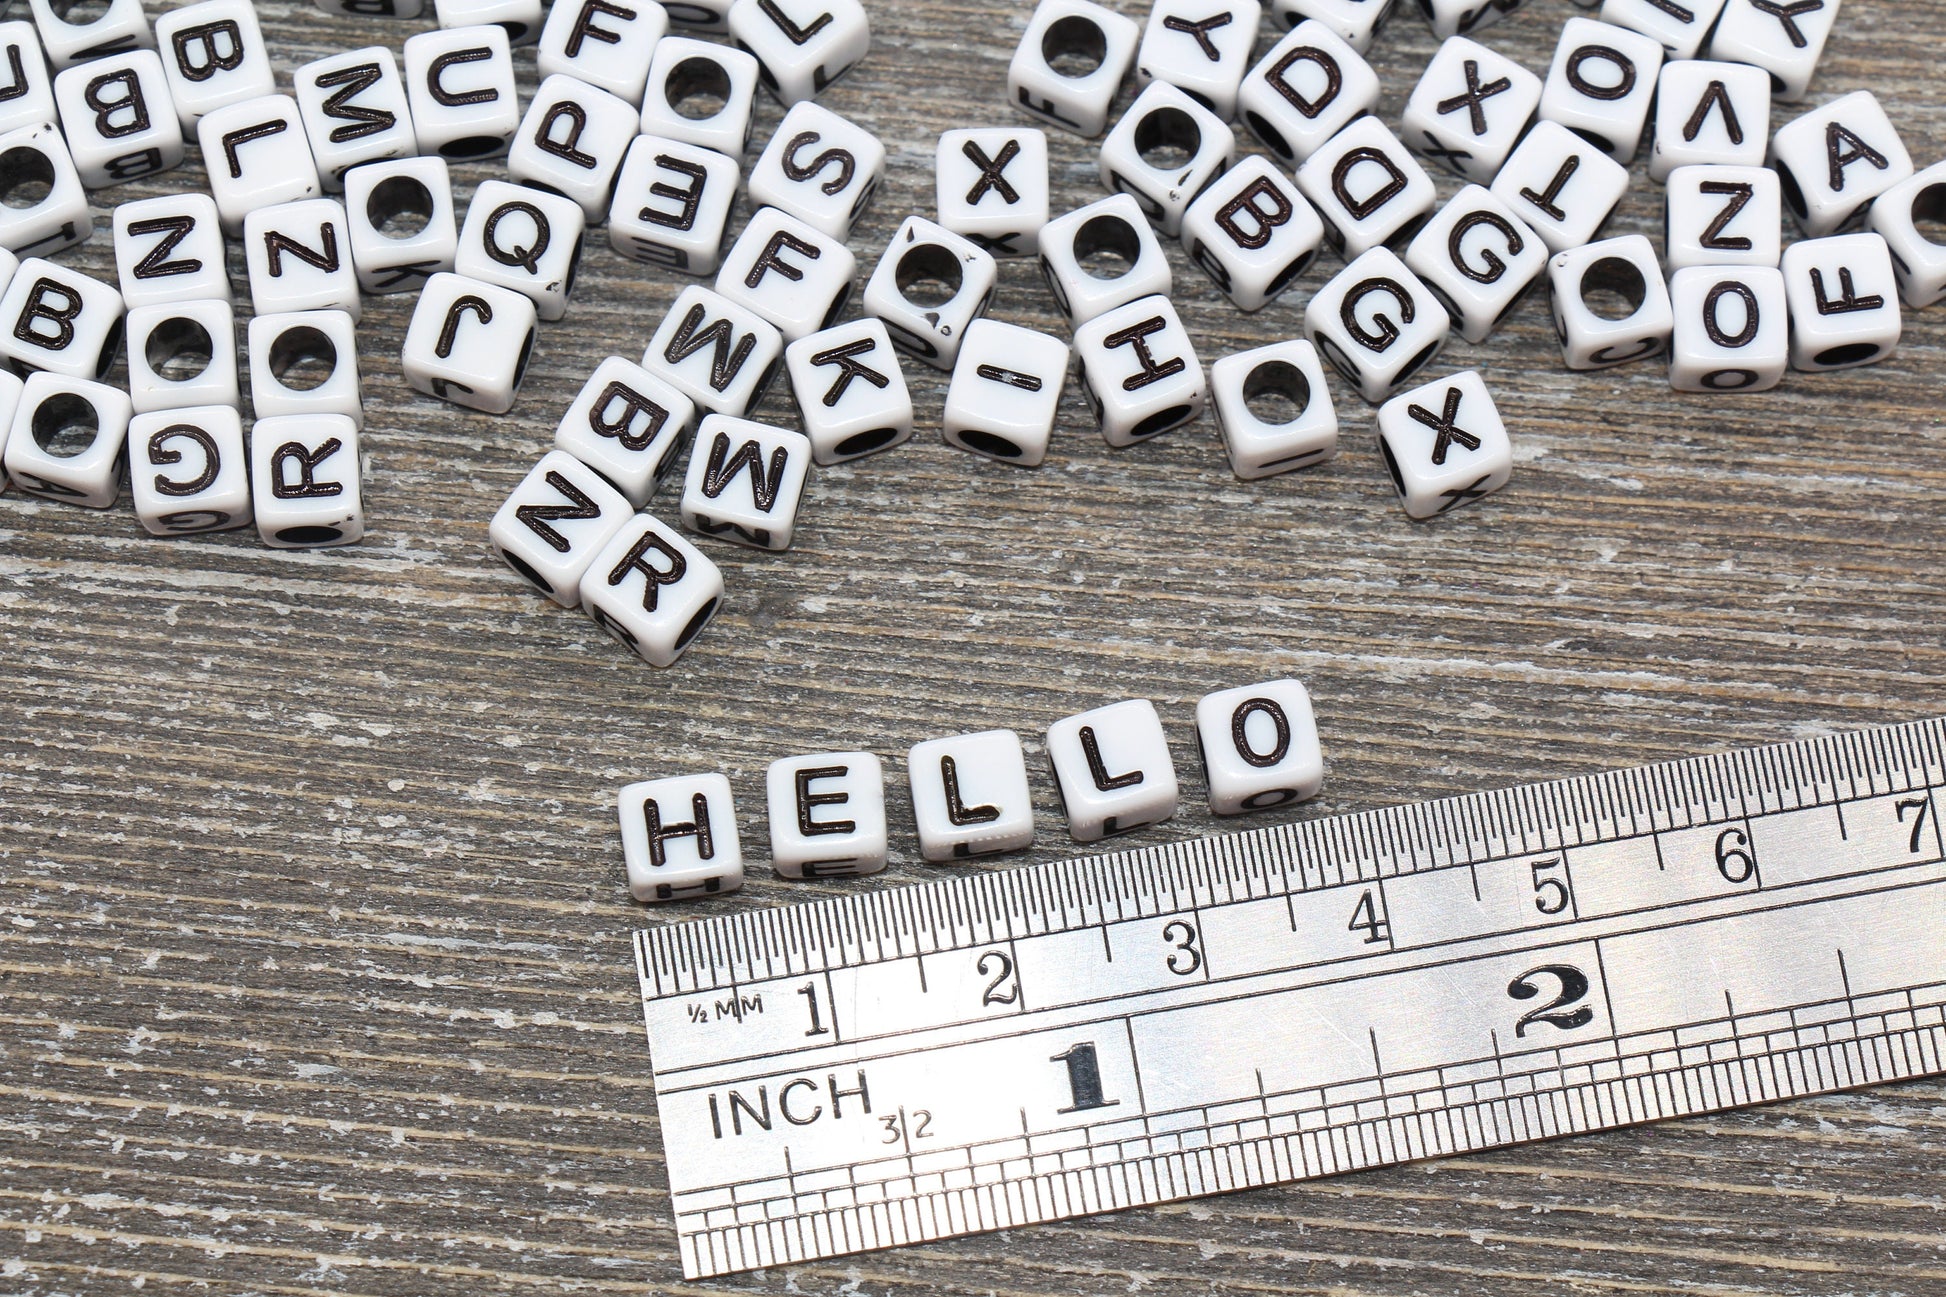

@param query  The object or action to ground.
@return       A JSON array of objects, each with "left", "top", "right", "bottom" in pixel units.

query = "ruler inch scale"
[{"left": 635, "top": 718, "right": 1946, "bottom": 1279}]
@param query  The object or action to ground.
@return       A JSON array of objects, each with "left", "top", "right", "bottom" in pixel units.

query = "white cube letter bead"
[
  {"left": 765, "top": 752, "right": 888, "bottom": 878},
  {"left": 248, "top": 309, "right": 363, "bottom": 426},
  {"left": 1547, "top": 234, "right": 1675, "bottom": 369},
  {"left": 0, "top": 124, "right": 93, "bottom": 257},
  {"left": 537, "top": 0, "right": 669, "bottom": 103},
  {"left": 196, "top": 95, "right": 321, "bottom": 235},
  {"left": 581, "top": 513, "right": 725, "bottom": 668},
  {"left": 642, "top": 283, "right": 784, "bottom": 416},
  {"left": 112, "top": 192, "right": 230, "bottom": 307},
  {"left": 1098, "top": 80, "right": 1234, "bottom": 238},
  {"left": 1211, "top": 339, "right": 1339, "bottom": 479},
  {"left": 401, "top": 272, "right": 539, "bottom": 413},
  {"left": 1772, "top": 93, "right": 1913, "bottom": 238},
  {"left": 1708, "top": 0, "right": 1840, "bottom": 102},
  {"left": 941, "top": 318, "right": 1068, "bottom": 467},
  {"left": 1297, "top": 116, "right": 1437, "bottom": 259},
  {"left": 294, "top": 48, "right": 418, "bottom": 189},
  {"left": 1599, "top": 0, "right": 1727, "bottom": 59},
  {"left": 680, "top": 413, "right": 812, "bottom": 551},
  {"left": 1488, "top": 120, "right": 1631, "bottom": 254},
  {"left": 250, "top": 413, "right": 364, "bottom": 547},
  {"left": 619, "top": 774, "right": 743, "bottom": 902},
  {"left": 1781, "top": 232, "right": 1901, "bottom": 372},
  {"left": 936, "top": 126, "right": 1050, "bottom": 259},
  {"left": 1421, "top": 0, "right": 1534, "bottom": 39},
  {"left": 785, "top": 317, "right": 913, "bottom": 465},
  {"left": 728, "top": 0, "right": 870, "bottom": 105},
  {"left": 125, "top": 299, "right": 239, "bottom": 415},
  {"left": 507, "top": 74, "right": 639, "bottom": 222},
  {"left": 1046, "top": 699, "right": 1178, "bottom": 842},
  {"left": 555, "top": 355, "right": 697, "bottom": 506},
  {"left": 25, "top": 0, "right": 151, "bottom": 70},
  {"left": 1181, "top": 156, "right": 1323, "bottom": 313},
  {"left": 2, "top": 372, "right": 130, "bottom": 506},
  {"left": 746, "top": 100, "right": 886, "bottom": 240},
  {"left": 1664, "top": 164, "right": 1780, "bottom": 270},
  {"left": 1401, "top": 36, "right": 1544, "bottom": 185},
  {"left": 1376, "top": 369, "right": 1512, "bottom": 520},
  {"left": 1540, "top": 18, "right": 1664, "bottom": 164},
  {"left": 664, "top": 0, "right": 730, "bottom": 31},
  {"left": 907, "top": 730, "right": 1034, "bottom": 862},
  {"left": 1133, "top": 0, "right": 1257, "bottom": 120},
  {"left": 1196, "top": 678, "right": 1324, "bottom": 814},
  {"left": 314, "top": 0, "right": 428, "bottom": 15},
  {"left": 489, "top": 448, "right": 632, "bottom": 604},
  {"left": 435, "top": 0, "right": 543, "bottom": 43},
  {"left": 1008, "top": 0, "right": 1139, "bottom": 139},
  {"left": 0, "top": 23, "right": 59, "bottom": 138},
  {"left": 1668, "top": 264, "right": 1789, "bottom": 392},
  {"left": 344, "top": 156, "right": 459, "bottom": 295},
  {"left": 1237, "top": 21, "right": 1380, "bottom": 168},
  {"left": 608, "top": 135, "right": 741, "bottom": 275},
  {"left": 0, "top": 259, "right": 124, "bottom": 379},
  {"left": 862, "top": 216, "right": 997, "bottom": 371},
  {"left": 53, "top": 50, "right": 184, "bottom": 187},
  {"left": 1868, "top": 162, "right": 1946, "bottom": 309},
  {"left": 1303, "top": 247, "right": 1451, "bottom": 403},
  {"left": 1405, "top": 185, "right": 1546, "bottom": 344},
  {"left": 640, "top": 37, "right": 760, "bottom": 163},
  {"left": 245, "top": 198, "right": 361, "bottom": 320},
  {"left": 713, "top": 205, "right": 856, "bottom": 343},
  {"left": 454, "top": 180, "right": 587, "bottom": 322},
  {"left": 402, "top": 25, "right": 518, "bottom": 160},
  {"left": 128, "top": 405, "right": 250, "bottom": 535},
  {"left": 1268, "top": 0, "right": 1394, "bottom": 52},
  {"left": 154, "top": 0, "right": 274, "bottom": 132},
  {"left": 1073, "top": 294, "right": 1205, "bottom": 448},
  {"left": 1036, "top": 193, "right": 1172, "bottom": 326},
  {"left": 1650, "top": 59, "right": 1771, "bottom": 182}
]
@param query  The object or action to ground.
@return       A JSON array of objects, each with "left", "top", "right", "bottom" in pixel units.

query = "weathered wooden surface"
[{"left": 3, "top": 0, "right": 1946, "bottom": 1292}]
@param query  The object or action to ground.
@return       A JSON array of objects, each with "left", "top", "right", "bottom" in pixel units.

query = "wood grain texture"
[{"left": 3, "top": 0, "right": 1945, "bottom": 1292}]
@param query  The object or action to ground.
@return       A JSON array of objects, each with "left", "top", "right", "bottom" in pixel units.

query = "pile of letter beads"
[{"left": 621, "top": 679, "right": 1327, "bottom": 900}]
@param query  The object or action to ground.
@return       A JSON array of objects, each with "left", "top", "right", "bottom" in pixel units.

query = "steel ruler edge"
[{"left": 633, "top": 716, "right": 1946, "bottom": 1279}]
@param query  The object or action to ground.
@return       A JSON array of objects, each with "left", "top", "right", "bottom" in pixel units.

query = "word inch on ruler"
[{"left": 634, "top": 718, "right": 1946, "bottom": 1279}]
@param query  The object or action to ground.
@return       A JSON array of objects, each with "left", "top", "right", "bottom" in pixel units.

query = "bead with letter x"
[
  {"left": 1437, "top": 60, "right": 1513, "bottom": 137},
  {"left": 1418, "top": 130, "right": 1474, "bottom": 172},
  {"left": 1407, "top": 386, "right": 1480, "bottom": 465},
  {"left": 1435, "top": 473, "right": 1494, "bottom": 514},
  {"left": 963, "top": 139, "right": 1022, "bottom": 205}
]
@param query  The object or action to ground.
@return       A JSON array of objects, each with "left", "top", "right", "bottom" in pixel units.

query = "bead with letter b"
[
  {"left": 555, "top": 355, "right": 698, "bottom": 506},
  {"left": 0, "top": 258, "right": 125, "bottom": 380},
  {"left": 53, "top": 49, "right": 185, "bottom": 188},
  {"left": 155, "top": 0, "right": 275, "bottom": 132},
  {"left": 1182, "top": 156, "right": 1322, "bottom": 313}
]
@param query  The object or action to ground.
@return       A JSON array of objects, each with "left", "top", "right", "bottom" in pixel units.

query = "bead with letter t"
[{"left": 1046, "top": 699, "right": 1179, "bottom": 843}]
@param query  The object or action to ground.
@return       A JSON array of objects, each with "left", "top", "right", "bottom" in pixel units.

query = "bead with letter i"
[
  {"left": 1375, "top": 369, "right": 1513, "bottom": 521},
  {"left": 767, "top": 753, "right": 889, "bottom": 878},
  {"left": 941, "top": 318, "right": 1068, "bottom": 467},
  {"left": 620, "top": 774, "right": 744, "bottom": 902}
]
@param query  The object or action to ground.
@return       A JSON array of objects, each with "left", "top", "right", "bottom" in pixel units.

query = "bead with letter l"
[
  {"left": 907, "top": 729, "right": 1035, "bottom": 862},
  {"left": 1047, "top": 699, "right": 1178, "bottom": 843}
]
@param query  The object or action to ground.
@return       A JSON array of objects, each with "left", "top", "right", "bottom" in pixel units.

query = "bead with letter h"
[
  {"left": 620, "top": 774, "right": 744, "bottom": 902},
  {"left": 581, "top": 514, "right": 725, "bottom": 669},
  {"left": 1073, "top": 294, "right": 1206, "bottom": 449},
  {"left": 555, "top": 355, "right": 697, "bottom": 507},
  {"left": 936, "top": 127, "right": 1049, "bottom": 259},
  {"left": 785, "top": 317, "right": 913, "bottom": 465},
  {"left": 294, "top": 47, "right": 419, "bottom": 189},
  {"left": 401, "top": 272, "right": 539, "bottom": 413},
  {"left": 679, "top": 413, "right": 812, "bottom": 552},
  {"left": 907, "top": 729, "right": 1034, "bottom": 861},
  {"left": 128, "top": 405, "right": 251, "bottom": 536},
  {"left": 1195, "top": 678, "right": 1324, "bottom": 815},
  {"left": 607, "top": 135, "right": 741, "bottom": 276},
  {"left": 1047, "top": 699, "right": 1179, "bottom": 843},
  {"left": 1237, "top": 21, "right": 1380, "bottom": 167},
  {"left": 1375, "top": 369, "right": 1513, "bottom": 521},
  {"left": 766, "top": 753, "right": 888, "bottom": 878},
  {"left": 1007, "top": 0, "right": 1139, "bottom": 139},
  {"left": 1401, "top": 35, "right": 1543, "bottom": 186},
  {"left": 1182, "top": 155, "right": 1322, "bottom": 313}
]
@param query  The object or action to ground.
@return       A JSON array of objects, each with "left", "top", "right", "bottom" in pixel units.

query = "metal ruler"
[{"left": 633, "top": 717, "right": 1946, "bottom": 1279}]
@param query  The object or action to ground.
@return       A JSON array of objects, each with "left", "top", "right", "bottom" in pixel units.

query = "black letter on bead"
[
  {"left": 604, "top": 526, "right": 687, "bottom": 611},
  {"left": 1825, "top": 121, "right": 1890, "bottom": 193},
  {"left": 1406, "top": 385, "right": 1479, "bottom": 465},
  {"left": 0, "top": 43, "right": 30, "bottom": 105},
  {"left": 269, "top": 439, "right": 345, "bottom": 499},
  {"left": 483, "top": 201, "right": 551, "bottom": 273},
  {"left": 1435, "top": 59, "right": 1512, "bottom": 137},
  {"left": 1331, "top": 146, "right": 1407, "bottom": 221},
  {"left": 1565, "top": 45, "right": 1636, "bottom": 102},
  {"left": 1216, "top": 177, "right": 1293, "bottom": 250},
  {"left": 940, "top": 755, "right": 1000, "bottom": 826},
  {"left": 1683, "top": 79, "right": 1744, "bottom": 145},
  {"left": 1810, "top": 265, "right": 1884, "bottom": 315},
  {"left": 565, "top": 0, "right": 635, "bottom": 55},
  {"left": 1266, "top": 46, "right": 1340, "bottom": 120},
  {"left": 756, "top": 0, "right": 833, "bottom": 45},
  {"left": 781, "top": 131, "right": 855, "bottom": 195},
  {"left": 1101, "top": 316, "right": 1187, "bottom": 392},
  {"left": 1340, "top": 278, "right": 1414, "bottom": 351},
  {"left": 1231, "top": 699, "right": 1291, "bottom": 768},
  {"left": 1702, "top": 280, "right": 1760, "bottom": 348},
  {"left": 641, "top": 154, "right": 708, "bottom": 230},
  {"left": 171, "top": 20, "right": 244, "bottom": 82},
  {"left": 13, "top": 277, "right": 82, "bottom": 351},
  {"left": 1448, "top": 209, "right": 1523, "bottom": 284},
  {"left": 1750, "top": 0, "right": 1823, "bottom": 48},
  {"left": 975, "top": 364, "right": 1042, "bottom": 392},
  {"left": 313, "top": 62, "right": 394, "bottom": 143},
  {"left": 263, "top": 222, "right": 341, "bottom": 276},
  {"left": 1517, "top": 154, "right": 1581, "bottom": 222},
  {"left": 1161, "top": 11, "right": 1232, "bottom": 61},
  {"left": 1697, "top": 180, "right": 1755, "bottom": 251},
  {"left": 588, "top": 381, "right": 670, "bottom": 451},
  {"left": 127, "top": 215, "right": 201, "bottom": 279},
  {"left": 434, "top": 295, "right": 493, "bottom": 358},
  {"left": 642, "top": 793, "right": 714, "bottom": 867},
  {"left": 665, "top": 304, "right": 755, "bottom": 393},
  {"left": 535, "top": 100, "right": 596, "bottom": 169},
  {"left": 1079, "top": 726, "right": 1143, "bottom": 791},
  {"left": 84, "top": 70, "right": 149, "bottom": 138},
  {"left": 809, "top": 338, "right": 888, "bottom": 405},
  {"left": 743, "top": 227, "right": 820, "bottom": 289},
  {"left": 515, "top": 469, "right": 601, "bottom": 551},
  {"left": 962, "top": 138, "right": 1021, "bottom": 205},
  {"left": 219, "top": 118, "right": 286, "bottom": 179},
  {"left": 700, "top": 431, "right": 787, "bottom": 510},
  {"left": 795, "top": 766, "right": 855, "bottom": 835},
  {"left": 148, "top": 425, "right": 220, "bottom": 496},
  {"left": 428, "top": 48, "right": 498, "bottom": 106}
]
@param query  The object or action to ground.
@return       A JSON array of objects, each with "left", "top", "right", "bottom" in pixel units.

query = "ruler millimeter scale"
[{"left": 634, "top": 718, "right": 1946, "bottom": 1279}]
